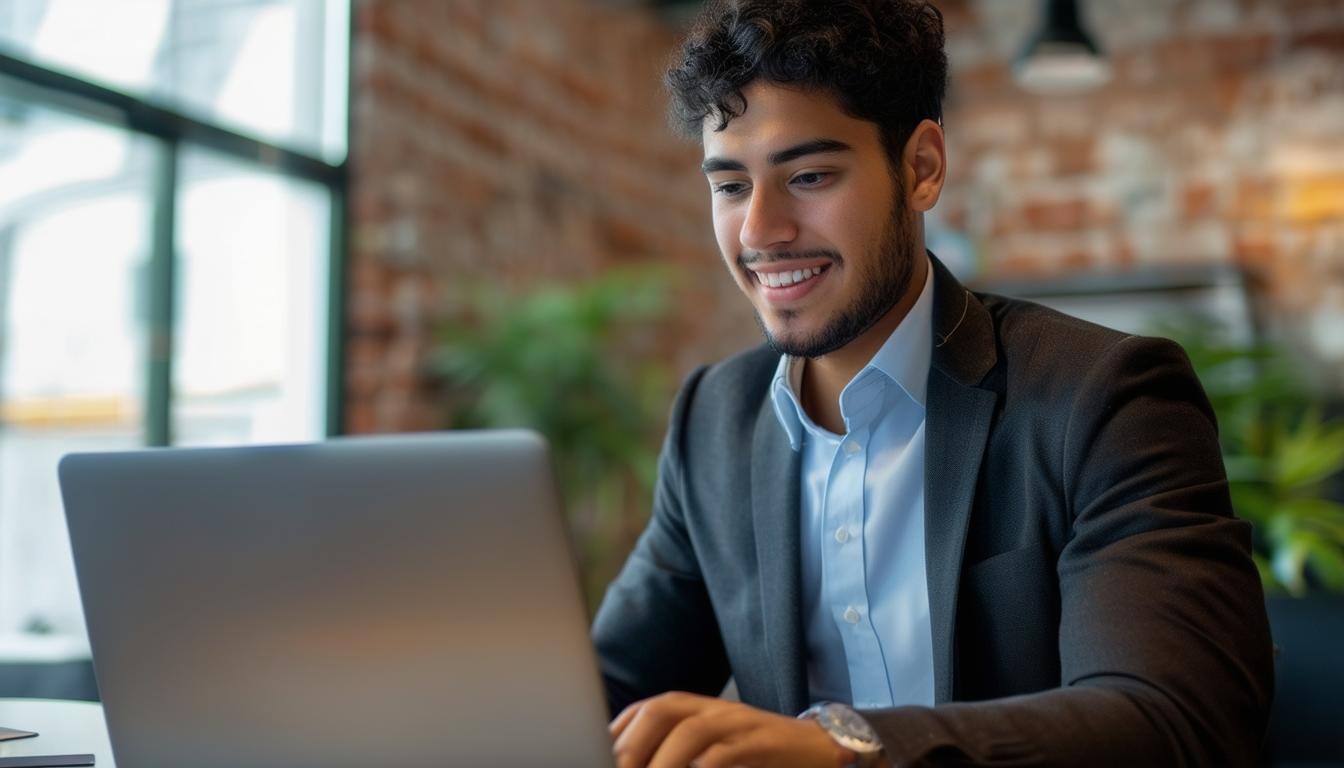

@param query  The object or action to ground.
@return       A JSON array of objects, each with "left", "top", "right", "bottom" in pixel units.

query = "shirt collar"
[
  {"left": 770, "top": 259, "right": 936, "bottom": 451},
  {"left": 864, "top": 258, "right": 934, "bottom": 409}
]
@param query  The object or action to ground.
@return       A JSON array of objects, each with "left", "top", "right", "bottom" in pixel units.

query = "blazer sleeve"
[
  {"left": 863, "top": 336, "right": 1275, "bottom": 767},
  {"left": 591, "top": 365, "right": 732, "bottom": 718}
]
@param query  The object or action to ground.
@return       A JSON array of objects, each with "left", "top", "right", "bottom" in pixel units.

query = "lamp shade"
[{"left": 1014, "top": 0, "right": 1111, "bottom": 94}]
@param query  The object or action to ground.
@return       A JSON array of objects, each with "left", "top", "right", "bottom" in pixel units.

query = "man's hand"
[{"left": 609, "top": 691, "right": 856, "bottom": 768}]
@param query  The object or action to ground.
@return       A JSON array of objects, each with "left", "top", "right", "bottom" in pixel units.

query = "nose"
[{"left": 739, "top": 185, "right": 797, "bottom": 253}]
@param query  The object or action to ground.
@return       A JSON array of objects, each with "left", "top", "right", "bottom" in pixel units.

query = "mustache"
[{"left": 737, "top": 250, "right": 842, "bottom": 269}]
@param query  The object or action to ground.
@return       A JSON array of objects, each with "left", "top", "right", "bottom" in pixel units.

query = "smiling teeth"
[{"left": 761, "top": 266, "right": 822, "bottom": 288}]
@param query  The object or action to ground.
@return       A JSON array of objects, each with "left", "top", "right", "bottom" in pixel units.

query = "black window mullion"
[
  {"left": 0, "top": 52, "right": 342, "bottom": 186},
  {"left": 325, "top": 4, "right": 355, "bottom": 439},
  {"left": 145, "top": 139, "right": 178, "bottom": 447},
  {"left": 325, "top": 181, "right": 347, "bottom": 438}
]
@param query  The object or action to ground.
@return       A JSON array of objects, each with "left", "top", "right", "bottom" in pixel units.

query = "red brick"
[
  {"left": 1111, "top": 239, "right": 1137, "bottom": 268},
  {"left": 953, "top": 63, "right": 1011, "bottom": 95},
  {"left": 1053, "top": 138, "right": 1096, "bottom": 177},
  {"left": 346, "top": 401, "right": 377, "bottom": 434},
  {"left": 1020, "top": 199, "right": 1091, "bottom": 231},
  {"left": 990, "top": 251, "right": 1054, "bottom": 277},
  {"left": 1233, "top": 230, "right": 1277, "bottom": 265},
  {"left": 595, "top": 214, "right": 652, "bottom": 257},
  {"left": 1060, "top": 250, "right": 1094, "bottom": 272},
  {"left": 1183, "top": 183, "right": 1219, "bottom": 219},
  {"left": 1292, "top": 28, "right": 1344, "bottom": 51},
  {"left": 1212, "top": 73, "right": 1244, "bottom": 114},
  {"left": 1232, "top": 177, "right": 1276, "bottom": 221},
  {"left": 1208, "top": 32, "right": 1278, "bottom": 71}
]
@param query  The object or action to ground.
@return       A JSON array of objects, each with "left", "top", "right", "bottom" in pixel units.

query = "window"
[
  {"left": 174, "top": 148, "right": 332, "bottom": 446},
  {"left": 0, "top": 101, "right": 156, "bottom": 640},
  {"left": 0, "top": 0, "right": 348, "bottom": 161},
  {"left": 0, "top": 1, "right": 348, "bottom": 693}
]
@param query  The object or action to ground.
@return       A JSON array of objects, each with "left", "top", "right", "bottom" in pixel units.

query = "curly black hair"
[{"left": 666, "top": 0, "right": 947, "bottom": 165}]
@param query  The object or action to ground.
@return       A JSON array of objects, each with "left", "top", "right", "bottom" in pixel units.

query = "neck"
[{"left": 800, "top": 252, "right": 929, "bottom": 434}]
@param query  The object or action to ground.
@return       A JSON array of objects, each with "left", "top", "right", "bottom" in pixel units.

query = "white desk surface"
[{"left": 0, "top": 699, "right": 112, "bottom": 767}]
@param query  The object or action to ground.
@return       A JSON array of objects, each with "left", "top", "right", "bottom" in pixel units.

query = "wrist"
[{"left": 831, "top": 743, "right": 862, "bottom": 768}]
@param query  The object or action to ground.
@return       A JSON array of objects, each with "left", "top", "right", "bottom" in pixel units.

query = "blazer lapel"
[
  {"left": 750, "top": 396, "right": 808, "bottom": 715},
  {"left": 924, "top": 255, "right": 998, "bottom": 704}
]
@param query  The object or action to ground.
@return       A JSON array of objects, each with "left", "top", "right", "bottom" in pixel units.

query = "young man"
[{"left": 592, "top": 1, "right": 1274, "bottom": 766}]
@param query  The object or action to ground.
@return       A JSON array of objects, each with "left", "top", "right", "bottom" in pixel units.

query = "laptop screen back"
[{"left": 59, "top": 430, "right": 614, "bottom": 768}]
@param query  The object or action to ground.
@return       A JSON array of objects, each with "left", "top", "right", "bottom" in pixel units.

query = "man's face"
[{"left": 701, "top": 81, "right": 918, "bottom": 359}]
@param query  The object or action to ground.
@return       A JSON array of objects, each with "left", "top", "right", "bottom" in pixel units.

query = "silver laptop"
[{"left": 58, "top": 430, "right": 615, "bottom": 768}]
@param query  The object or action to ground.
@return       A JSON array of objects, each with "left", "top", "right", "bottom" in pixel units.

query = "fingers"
[
  {"left": 609, "top": 695, "right": 836, "bottom": 768},
  {"left": 612, "top": 692, "right": 719, "bottom": 768},
  {"left": 609, "top": 700, "right": 644, "bottom": 742},
  {"left": 646, "top": 709, "right": 749, "bottom": 768},
  {"left": 688, "top": 734, "right": 762, "bottom": 768},
  {"left": 693, "top": 713, "right": 853, "bottom": 768}
]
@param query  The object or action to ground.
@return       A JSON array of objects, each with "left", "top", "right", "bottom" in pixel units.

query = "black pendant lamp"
[{"left": 1014, "top": 0, "right": 1111, "bottom": 94}]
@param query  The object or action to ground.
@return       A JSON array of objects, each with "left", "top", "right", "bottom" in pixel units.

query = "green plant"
[
  {"left": 1161, "top": 318, "right": 1344, "bottom": 595},
  {"left": 431, "top": 266, "right": 675, "bottom": 609}
]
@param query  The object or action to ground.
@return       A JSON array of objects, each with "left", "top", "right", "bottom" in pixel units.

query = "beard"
[{"left": 743, "top": 192, "right": 918, "bottom": 360}]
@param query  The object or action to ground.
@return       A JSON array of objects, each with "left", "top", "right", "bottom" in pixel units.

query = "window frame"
[{"left": 0, "top": 38, "right": 350, "bottom": 443}]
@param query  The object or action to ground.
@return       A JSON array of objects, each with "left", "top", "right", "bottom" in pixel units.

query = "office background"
[{"left": 0, "top": 0, "right": 1341, "bottom": 758}]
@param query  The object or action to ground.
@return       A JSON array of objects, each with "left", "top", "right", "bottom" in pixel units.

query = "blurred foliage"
[
  {"left": 431, "top": 266, "right": 676, "bottom": 610},
  {"left": 1158, "top": 317, "right": 1344, "bottom": 596}
]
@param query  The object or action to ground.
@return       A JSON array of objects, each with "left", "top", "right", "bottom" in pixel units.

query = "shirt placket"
[{"left": 820, "top": 377, "right": 892, "bottom": 709}]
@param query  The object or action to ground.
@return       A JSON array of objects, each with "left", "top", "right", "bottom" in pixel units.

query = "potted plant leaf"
[{"left": 430, "top": 266, "right": 674, "bottom": 612}]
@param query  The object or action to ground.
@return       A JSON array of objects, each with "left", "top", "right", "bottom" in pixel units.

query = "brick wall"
[
  {"left": 346, "top": 0, "right": 748, "bottom": 434},
  {"left": 347, "top": 0, "right": 1344, "bottom": 434},
  {"left": 937, "top": 0, "right": 1344, "bottom": 376}
]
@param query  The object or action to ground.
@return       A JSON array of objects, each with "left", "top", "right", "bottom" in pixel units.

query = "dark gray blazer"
[{"left": 592, "top": 256, "right": 1274, "bottom": 766}]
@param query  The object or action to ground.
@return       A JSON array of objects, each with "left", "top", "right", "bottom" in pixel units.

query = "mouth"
[{"left": 747, "top": 261, "right": 832, "bottom": 305}]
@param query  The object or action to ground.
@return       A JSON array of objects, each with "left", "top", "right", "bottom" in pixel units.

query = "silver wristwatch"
[{"left": 798, "top": 702, "right": 885, "bottom": 768}]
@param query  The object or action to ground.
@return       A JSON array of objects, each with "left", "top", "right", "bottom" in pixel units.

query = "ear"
[{"left": 901, "top": 119, "right": 946, "bottom": 213}]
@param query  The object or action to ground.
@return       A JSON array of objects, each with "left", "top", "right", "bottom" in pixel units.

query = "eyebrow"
[{"left": 700, "top": 138, "right": 854, "bottom": 174}]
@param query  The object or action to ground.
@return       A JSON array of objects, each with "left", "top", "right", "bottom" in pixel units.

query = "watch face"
[{"left": 821, "top": 704, "right": 880, "bottom": 747}]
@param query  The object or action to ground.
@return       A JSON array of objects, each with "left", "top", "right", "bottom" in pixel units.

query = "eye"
[
  {"left": 712, "top": 181, "right": 749, "bottom": 198},
  {"left": 790, "top": 171, "right": 830, "bottom": 188}
]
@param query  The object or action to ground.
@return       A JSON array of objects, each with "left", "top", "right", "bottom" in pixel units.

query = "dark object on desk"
[
  {"left": 0, "top": 728, "right": 37, "bottom": 742},
  {"left": 0, "top": 756, "right": 94, "bottom": 767}
]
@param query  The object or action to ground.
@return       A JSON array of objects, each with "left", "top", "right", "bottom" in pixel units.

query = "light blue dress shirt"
[{"left": 769, "top": 263, "right": 936, "bottom": 710}]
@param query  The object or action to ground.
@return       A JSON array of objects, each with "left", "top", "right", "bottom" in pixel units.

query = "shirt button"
[
  {"left": 843, "top": 607, "right": 861, "bottom": 624},
  {"left": 834, "top": 526, "right": 850, "bottom": 544},
  {"left": 844, "top": 441, "right": 861, "bottom": 456}
]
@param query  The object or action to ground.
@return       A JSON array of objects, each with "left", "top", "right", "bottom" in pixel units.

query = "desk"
[{"left": 0, "top": 700, "right": 113, "bottom": 767}]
